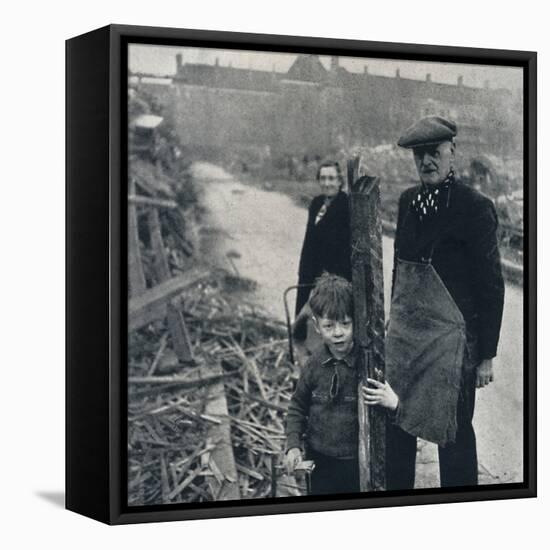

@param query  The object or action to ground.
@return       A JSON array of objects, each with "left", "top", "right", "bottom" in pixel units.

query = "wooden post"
[
  {"left": 348, "top": 156, "right": 386, "bottom": 492},
  {"left": 128, "top": 177, "right": 147, "bottom": 297},
  {"left": 147, "top": 204, "right": 194, "bottom": 363},
  {"left": 203, "top": 363, "right": 241, "bottom": 501},
  {"left": 160, "top": 452, "right": 171, "bottom": 504},
  {"left": 148, "top": 207, "right": 171, "bottom": 283},
  {"left": 166, "top": 299, "right": 194, "bottom": 363}
]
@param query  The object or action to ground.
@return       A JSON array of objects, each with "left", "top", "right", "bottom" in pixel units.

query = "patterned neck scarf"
[
  {"left": 411, "top": 169, "right": 455, "bottom": 222},
  {"left": 315, "top": 195, "right": 336, "bottom": 225},
  {"left": 315, "top": 201, "right": 328, "bottom": 225}
]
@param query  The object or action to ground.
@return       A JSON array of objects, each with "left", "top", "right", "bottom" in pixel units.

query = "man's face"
[
  {"left": 318, "top": 166, "right": 340, "bottom": 198},
  {"left": 413, "top": 141, "right": 455, "bottom": 186},
  {"left": 313, "top": 315, "right": 354, "bottom": 359}
]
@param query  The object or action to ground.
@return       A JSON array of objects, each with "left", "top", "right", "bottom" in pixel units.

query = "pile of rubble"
[{"left": 128, "top": 273, "right": 298, "bottom": 505}]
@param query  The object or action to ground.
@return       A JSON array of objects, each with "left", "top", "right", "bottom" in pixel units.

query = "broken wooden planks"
[
  {"left": 128, "top": 267, "right": 210, "bottom": 331},
  {"left": 128, "top": 195, "right": 178, "bottom": 210},
  {"left": 128, "top": 274, "right": 295, "bottom": 504},
  {"left": 128, "top": 369, "right": 238, "bottom": 388}
]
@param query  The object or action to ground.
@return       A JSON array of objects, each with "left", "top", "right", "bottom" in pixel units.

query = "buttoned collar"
[{"left": 320, "top": 343, "right": 356, "bottom": 368}]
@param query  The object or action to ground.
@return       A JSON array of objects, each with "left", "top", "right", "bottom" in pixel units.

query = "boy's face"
[{"left": 313, "top": 315, "right": 354, "bottom": 360}]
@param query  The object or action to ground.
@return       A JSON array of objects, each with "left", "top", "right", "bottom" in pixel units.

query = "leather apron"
[{"left": 386, "top": 250, "right": 466, "bottom": 447}]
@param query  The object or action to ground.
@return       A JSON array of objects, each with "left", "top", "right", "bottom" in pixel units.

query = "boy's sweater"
[{"left": 286, "top": 344, "right": 359, "bottom": 458}]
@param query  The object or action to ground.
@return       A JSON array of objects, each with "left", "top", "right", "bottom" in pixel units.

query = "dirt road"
[
  {"left": 192, "top": 162, "right": 523, "bottom": 488},
  {"left": 193, "top": 162, "right": 306, "bottom": 320}
]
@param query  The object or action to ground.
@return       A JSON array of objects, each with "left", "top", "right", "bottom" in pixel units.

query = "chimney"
[
  {"left": 457, "top": 75, "right": 463, "bottom": 86},
  {"left": 395, "top": 68, "right": 400, "bottom": 78},
  {"left": 215, "top": 57, "right": 219, "bottom": 67},
  {"left": 331, "top": 56, "right": 339, "bottom": 72},
  {"left": 426, "top": 73, "right": 432, "bottom": 82},
  {"left": 364, "top": 65, "right": 369, "bottom": 75},
  {"left": 175, "top": 53, "right": 183, "bottom": 73}
]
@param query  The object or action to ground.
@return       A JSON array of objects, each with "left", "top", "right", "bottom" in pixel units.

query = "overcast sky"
[{"left": 129, "top": 44, "right": 523, "bottom": 91}]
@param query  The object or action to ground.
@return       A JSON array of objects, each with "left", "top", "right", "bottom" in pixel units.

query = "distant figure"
[{"left": 293, "top": 161, "right": 351, "bottom": 347}]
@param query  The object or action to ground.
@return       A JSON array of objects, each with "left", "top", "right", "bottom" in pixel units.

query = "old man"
[{"left": 385, "top": 116, "right": 505, "bottom": 489}]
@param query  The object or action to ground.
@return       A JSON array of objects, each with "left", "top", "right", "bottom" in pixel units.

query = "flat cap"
[{"left": 397, "top": 116, "right": 457, "bottom": 149}]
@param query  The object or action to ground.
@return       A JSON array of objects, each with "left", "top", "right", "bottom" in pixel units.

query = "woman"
[{"left": 294, "top": 161, "right": 352, "bottom": 342}]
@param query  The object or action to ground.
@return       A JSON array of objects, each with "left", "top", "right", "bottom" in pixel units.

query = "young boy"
[{"left": 284, "top": 273, "right": 398, "bottom": 495}]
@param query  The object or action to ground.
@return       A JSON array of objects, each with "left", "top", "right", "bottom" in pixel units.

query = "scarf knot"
[{"left": 410, "top": 169, "right": 455, "bottom": 222}]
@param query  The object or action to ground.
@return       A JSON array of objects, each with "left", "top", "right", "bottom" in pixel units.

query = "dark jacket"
[
  {"left": 285, "top": 345, "right": 359, "bottom": 458},
  {"left": 296, "top": 191, "right": 352, "bottom": 315},
  {"left": 392, "top": 182, "right": 505, "bottom": 361}
]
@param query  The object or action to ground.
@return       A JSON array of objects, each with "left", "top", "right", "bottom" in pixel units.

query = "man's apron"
[{"left": 386, "top": 254, "right": 466, "bottom": 447}]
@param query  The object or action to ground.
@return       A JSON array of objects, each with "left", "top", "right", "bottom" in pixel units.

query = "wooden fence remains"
[{"left": 127, "top": 179, "right": 240, "bottom": 501}]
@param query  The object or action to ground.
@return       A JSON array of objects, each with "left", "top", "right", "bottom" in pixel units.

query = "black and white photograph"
[
  {"left": 5, "top": 0, "right": 548, "bottom": 543},
  {"left": 126, "top": 42, "right": 526, "bottom": 506}
]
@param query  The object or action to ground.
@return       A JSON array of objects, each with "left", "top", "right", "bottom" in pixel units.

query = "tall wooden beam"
[
  {"left": 148, "top": 207, "right": 171, "bottom": 283},
  {"left": 166, "top": 300, "right": 194, "bottom": 362},
  {"left": 128, "top": 177, "right": 146, "bottom": 297},
  {"left": 148, "top": 206, "right": 194, "bottom": 362},
  {"left": 348, "top": 157, "right": 386, "bottom": 492}
]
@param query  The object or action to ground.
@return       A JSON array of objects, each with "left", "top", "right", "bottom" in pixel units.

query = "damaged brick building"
[{"left": 132, "top": 53, "right": 523, "bottom": 164}]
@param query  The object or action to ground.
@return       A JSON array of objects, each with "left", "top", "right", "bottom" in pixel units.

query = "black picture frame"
[{"left": 66, "top": 24, "right": 537, "bottom": 525}]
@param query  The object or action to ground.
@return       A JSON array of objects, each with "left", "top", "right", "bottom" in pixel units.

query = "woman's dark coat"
[{"left": 296, "top": 191, "right": 352, "bottom": 316}]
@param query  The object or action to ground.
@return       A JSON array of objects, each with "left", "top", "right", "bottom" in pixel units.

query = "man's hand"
[
  {"left": 363, "top": 378, "right": 399, "bottom": 411},
  {"left": 476, "top": 359, "right": 494, "bottom": 388},
  {"left": 284, "top": 448, "right": 302, "bottom": 475}
]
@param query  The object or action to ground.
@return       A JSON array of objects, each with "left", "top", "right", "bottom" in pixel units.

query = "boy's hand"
[
  {"left": 284, "top": 448, "right": 302, "bottom": 475},
  {"left": 363, "top": 378, "right": 399, "bottom": 411}
]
